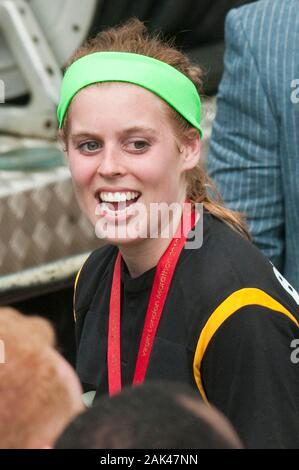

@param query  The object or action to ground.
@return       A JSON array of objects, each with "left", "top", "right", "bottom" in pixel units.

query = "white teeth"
[{"left": 99, "top": 191, "right": 140, "bottom": 202}]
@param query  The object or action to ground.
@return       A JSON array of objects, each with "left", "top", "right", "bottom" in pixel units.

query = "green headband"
[{"left": 57, "top": 51, "right": 203, "bottom": 137}]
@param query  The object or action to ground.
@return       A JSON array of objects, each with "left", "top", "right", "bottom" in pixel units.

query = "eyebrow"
[{"left": 70, "top": 126, "right": 157, "bottom": 140}]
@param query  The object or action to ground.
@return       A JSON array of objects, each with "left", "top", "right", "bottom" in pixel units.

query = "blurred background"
[{"left": 0, "top": 0, "right": 253, "bottom": 364}]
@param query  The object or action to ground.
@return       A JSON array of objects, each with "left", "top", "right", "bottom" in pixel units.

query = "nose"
[{"left": 97, "top": 144, "right": 125, "bottom": 178}]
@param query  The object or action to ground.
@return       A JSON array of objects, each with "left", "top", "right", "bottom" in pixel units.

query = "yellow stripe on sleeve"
[
  {"left": 73, "top": 265, "right": 84, "bottom": 323},
  {"left": 193, "top": 288, "right": 299, "bottom": 402}
]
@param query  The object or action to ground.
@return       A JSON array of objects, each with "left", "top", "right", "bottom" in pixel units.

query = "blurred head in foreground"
[
  {"left": 55, "top": 381, "right": 243, "bottom": 449},
  {"left": 0, "top": 307, "right": 84, "bottom": 448}
]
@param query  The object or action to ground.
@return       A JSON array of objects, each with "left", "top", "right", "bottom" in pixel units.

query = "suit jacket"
[{"left": 208, "top": 0, "right": 299, "bottom": 291}]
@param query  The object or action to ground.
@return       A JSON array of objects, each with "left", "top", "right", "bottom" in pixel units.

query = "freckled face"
[{"left": 65, "top": 82, "right": 190, "bottom": 244}]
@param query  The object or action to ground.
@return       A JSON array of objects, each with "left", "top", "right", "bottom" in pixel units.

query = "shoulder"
[
  {"left": 198, "top": 214, "right": 268, "bottom": 287},
  {"left": 226, "top": 0, "right": 298, "bottom": 45},
  {"left": 193, "top": 214, "right": 299, "bottom": 368},
  {"left": 74, "top": 244, "right": 117, "bottom": 315},
  {"left": 226, "top": 0, "right": 294, "bottom": 29},
  {"left": 195, "top": 214, "right": 299, "bottom": 314}
]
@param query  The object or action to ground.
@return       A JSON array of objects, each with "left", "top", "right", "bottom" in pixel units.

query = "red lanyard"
[{"left": 108, "top": 204, "right": 196, "bottom": 395}]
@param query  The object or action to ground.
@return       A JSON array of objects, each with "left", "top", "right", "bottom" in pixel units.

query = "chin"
[
  {"left": 94, "top": 212, "right": 149, "bottom": 243},
  {"left": 98, "top": 234, "right": 147, "bottom": 248}
]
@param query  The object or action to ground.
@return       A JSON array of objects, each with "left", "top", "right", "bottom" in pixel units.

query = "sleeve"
[
  {"left": 72, "top": 249, "right": 105, "bottom": 347},
  {"left": 73, "top": 259, "right": 90, "bottom": 349},
  {"left": 207, "top": 7, "right": 284, "bottom": 271},
  {"left": 201, "top": 305, "right": 299, "bottom": 448}
]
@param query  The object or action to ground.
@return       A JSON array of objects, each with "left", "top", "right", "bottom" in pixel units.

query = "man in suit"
[{"left": 208, "top": 0, "right": 299, "bottom": 291}]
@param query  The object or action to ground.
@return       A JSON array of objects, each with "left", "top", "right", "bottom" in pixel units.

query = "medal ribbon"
[{"left": 108, "top": 204, "right": 195, "bottom": 395}]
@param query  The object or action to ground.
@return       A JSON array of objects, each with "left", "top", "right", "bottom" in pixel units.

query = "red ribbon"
[{"left": 108, "top": 203, "right": 196, "bottom": 395}]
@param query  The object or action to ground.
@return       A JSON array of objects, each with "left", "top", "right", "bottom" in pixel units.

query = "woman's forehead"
[
  {"left": 67, "top": 82, "right": 171, "bottom": 132},
  {"left": 72, "top": 81, "right": 166, "bottom": 109}
]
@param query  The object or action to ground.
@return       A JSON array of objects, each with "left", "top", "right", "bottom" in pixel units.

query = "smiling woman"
[
  {"left": 63, "top": 81, "right": 195, "bottom": 245},
  {"left": 58, "top": 19, "right": 299, "bottom": 449}
]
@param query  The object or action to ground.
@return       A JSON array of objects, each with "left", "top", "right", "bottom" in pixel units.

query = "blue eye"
[{"left": 79, "top": 141, "right": 100, "bottom": 152}]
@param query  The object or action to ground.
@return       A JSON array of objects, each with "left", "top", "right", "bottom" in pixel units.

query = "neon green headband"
[{"left": 57, "top": 51, "right": 203, "bottom": 137}]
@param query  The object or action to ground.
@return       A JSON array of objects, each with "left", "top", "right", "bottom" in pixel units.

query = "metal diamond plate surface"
[{"left": 0, "top": 166, "right": 102, "bottom": 275}]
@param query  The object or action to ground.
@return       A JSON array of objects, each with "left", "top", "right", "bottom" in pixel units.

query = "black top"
[{"left": 74, "top": 213, "right": 299, "bottom": 448}]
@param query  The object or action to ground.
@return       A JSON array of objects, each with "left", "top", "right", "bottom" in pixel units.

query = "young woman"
[{"left": 58, "top": 19, "right": 299, "bottom": 448}]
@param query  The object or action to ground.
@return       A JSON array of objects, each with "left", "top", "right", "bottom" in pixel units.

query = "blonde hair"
[
  {"left": 0, "top": 308, "right": 82, "bottom": 448},
  {"left": 62, "top": 18, "right": 250, "bottom": 239}
]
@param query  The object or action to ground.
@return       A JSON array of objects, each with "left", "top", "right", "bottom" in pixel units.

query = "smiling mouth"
[{"left": 96, "top": 190, "right": 141, "bottom": 211}]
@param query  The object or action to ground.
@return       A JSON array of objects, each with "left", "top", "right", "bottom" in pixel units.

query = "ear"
[
  {"left": 179, "top": 129, "right": 201, "bottom": 172},
  {"left": 57, "top": 129, "right": 69, "bottom": 163}
]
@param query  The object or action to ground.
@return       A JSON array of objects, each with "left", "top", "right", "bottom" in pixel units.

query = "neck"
[
  {"left": 119, "top": 236, "right": 174, "bottom": 278},
  {"left": 119, "top": 194, "right": 191, "bottom": 278}
]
